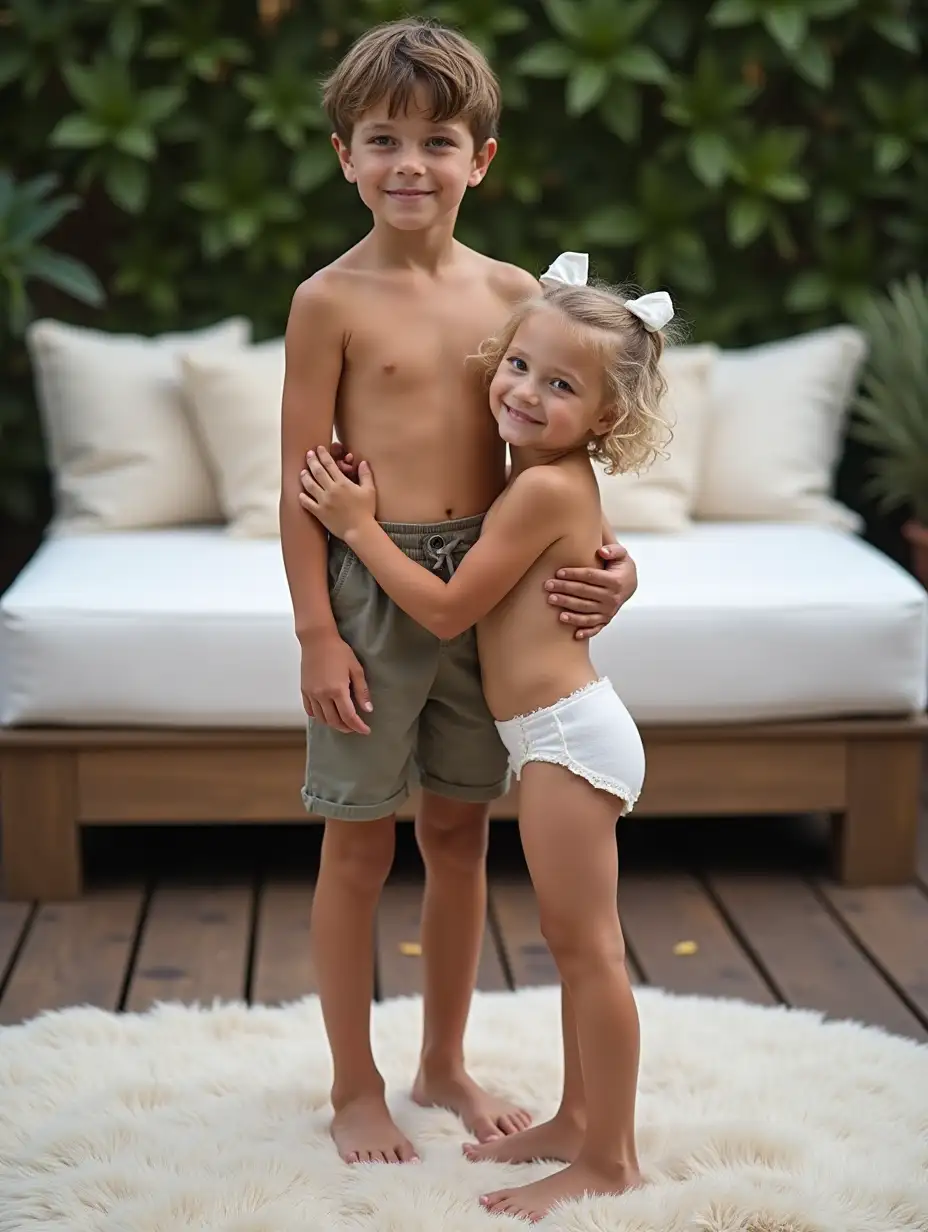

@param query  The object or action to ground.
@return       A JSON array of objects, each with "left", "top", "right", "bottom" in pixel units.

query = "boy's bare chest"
[{"left": 343, "top": 291, "right": 506, "bottom": 392}]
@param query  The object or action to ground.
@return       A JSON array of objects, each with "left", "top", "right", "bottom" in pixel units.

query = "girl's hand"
[{"left": 299, "top": 446, "right": 377, "bottom": 538}]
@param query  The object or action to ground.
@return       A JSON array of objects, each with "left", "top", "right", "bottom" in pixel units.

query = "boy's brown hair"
[{"left": 322, "top": 18, "right": 501, "bottom": 149}]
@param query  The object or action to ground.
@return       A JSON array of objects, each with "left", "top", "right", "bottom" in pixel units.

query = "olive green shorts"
[{"left": 301, "top": 515, "right": 510, "bottom": 821}]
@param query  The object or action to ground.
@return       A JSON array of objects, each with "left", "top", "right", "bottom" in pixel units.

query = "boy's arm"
[
  {"left": 279, "top": 280, "right": 372, "bottom": 735},
  {"left": 543, "top": 510, "right": 637, "bottom": 640},
  {"left": 342, "top": 468, "right": 565, "bottom": 641}
]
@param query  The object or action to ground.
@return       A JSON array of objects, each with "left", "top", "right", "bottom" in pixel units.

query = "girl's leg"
[
  {"left": 462, "top": 981, "right": 586, "bottom": 1163},
  {"left": 480, "top": 763, "right": 641, "bottom": 1221}
]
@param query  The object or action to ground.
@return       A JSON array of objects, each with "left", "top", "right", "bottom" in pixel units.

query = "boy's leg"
[
  {"left": 463, "top": 981, "right": 586, "bottom": 1163},
  {"left": 311, "top": 815, "right": 420, "bottom": 1163},
  {"left": 481, "top": 763, "right": 641, "bottom": 1219},
  {"left": 304, "top": 532, "right": 437, "bottom": 1163},
  {"left": 410, "top": 792, "right": 531, "bottom": 1141}
]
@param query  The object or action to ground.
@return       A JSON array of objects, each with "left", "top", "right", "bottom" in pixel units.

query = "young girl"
[{"left": 300, "top": 252, "right": 674, "bottom": 1221}]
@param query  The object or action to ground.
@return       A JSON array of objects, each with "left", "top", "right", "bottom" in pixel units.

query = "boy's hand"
[
  {"left": 299, "top": 446, "right": 377, "bottom": 538},
  {"left": 544, "top": 542, "right": 638, "bottom": 641},
  {"left": 301, "top": 631, "right": 372, "bottom": 735}
]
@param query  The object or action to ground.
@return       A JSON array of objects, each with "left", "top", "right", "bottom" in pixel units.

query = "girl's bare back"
[{"left": 477, "top": 454, "right": 604, "bottom": 720}]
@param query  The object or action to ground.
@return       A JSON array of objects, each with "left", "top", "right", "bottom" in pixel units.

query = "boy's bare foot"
[
  {"left": 479, "top": 1159, "right": 642, "bottom": 1222},
  {"left": 412, "top": 1068, "right": 532, "bottom": 1142},
  {"left": 462, "top": 1111, "right": 584, "bottom": 1164},
  {"left": 331, "top": 1093, "right": 420, "bottom": 1164}
]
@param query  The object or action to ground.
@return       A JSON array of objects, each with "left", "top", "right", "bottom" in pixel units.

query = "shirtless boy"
[{"left": 279, "top": 18, "right": 639, "bottom": 1165}]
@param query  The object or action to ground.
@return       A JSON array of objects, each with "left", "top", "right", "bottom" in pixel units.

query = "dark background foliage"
[{"left": 1, "top": 0, "right": 925, "bottom": 564}]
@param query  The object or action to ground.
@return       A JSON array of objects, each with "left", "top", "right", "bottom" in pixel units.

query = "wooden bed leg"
[
  {"left": 0, "top": 750, "right": 82, "bottom": 900},
  {"left": 833, "top": 736, "right": 923, "bottom": 886}
]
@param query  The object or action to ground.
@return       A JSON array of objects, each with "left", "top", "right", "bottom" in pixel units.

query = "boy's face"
[{"left": 332, "top": 86, "right": 496, "bottom": 231}]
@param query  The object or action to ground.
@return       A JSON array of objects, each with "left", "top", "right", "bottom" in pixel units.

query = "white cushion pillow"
[
  {"left": 594, "top": 344, "right": 717, "bottom": 532},
  {"left": 27, "top": 317, "right": 250, "bottom": 532},
  {"left": 694, "top": 325, "right": 865, "bottom": 530},
  {"left": 181, "top": 339, "right": 285, "bottom": 538}
]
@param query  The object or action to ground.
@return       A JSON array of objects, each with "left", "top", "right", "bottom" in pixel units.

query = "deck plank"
[
  {"left": 377, "top": 879, "right": 508, "bottom": 1000},
  {"left": 0, "top": 888, "right": 144, "bottom": 1025},
  {"left": 490, "top": 878, "right": 644, "bottom": 986},
  {"left": 125, "top": 882, "right": 253, "bottom": 1013},
  {"left": 0, "top": 901, "right": 32, "bottom": 986},
  {"left": 251, "top": 879, "right": 316, "bottom": 1006},
  {"left": 619, "top": 874, "right": 776, "bottom": 1004},
  {"left": 817, "top": 881, "right": 928, "bottom": 1030},
  {"left": 709, "top": 874, "right": 926, "bottom": 1040}
]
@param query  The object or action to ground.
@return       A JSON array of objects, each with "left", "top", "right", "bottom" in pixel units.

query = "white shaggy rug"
[{"left": 0, "top": 988, "right": 926, "bottom": 1232}]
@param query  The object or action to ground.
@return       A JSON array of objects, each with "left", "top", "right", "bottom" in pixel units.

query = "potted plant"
[{"left": 851, "top": 273, "right": 928, "bottom": 586}]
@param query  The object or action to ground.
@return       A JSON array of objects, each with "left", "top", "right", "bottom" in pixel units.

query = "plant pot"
[{"left": 902, "top": 519, "right": 928, "bottom": 588}]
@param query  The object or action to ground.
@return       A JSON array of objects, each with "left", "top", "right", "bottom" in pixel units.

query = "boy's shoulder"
[
  {"left": 286, "top": 252, "right": 368, "bottom": 332},
  {"left": 462, "top": 246, "right": 540, "bottom": 306}
]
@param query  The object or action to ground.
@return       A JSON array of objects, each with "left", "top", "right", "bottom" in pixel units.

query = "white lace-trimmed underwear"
[{"left": 495, "top": 678, "right": 645, "bottom": 814}]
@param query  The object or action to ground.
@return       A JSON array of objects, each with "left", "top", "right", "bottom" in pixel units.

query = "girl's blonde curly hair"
[{"left": 479, "top": 280, "right": 678, "bottom": 475}]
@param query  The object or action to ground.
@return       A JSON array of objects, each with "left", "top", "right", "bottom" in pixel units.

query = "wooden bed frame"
[{"left": 1, "top": 715, "right": 925, "bottom": 899}]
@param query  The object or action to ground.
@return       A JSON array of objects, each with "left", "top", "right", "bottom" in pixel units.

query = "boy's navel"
[{"left": 383, "top": 362, "right": 396, "bottom": 375}]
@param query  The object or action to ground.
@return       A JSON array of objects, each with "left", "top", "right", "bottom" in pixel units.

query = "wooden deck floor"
[{"left": 2, "top": 803, "right": 927, "bottom": 1042}]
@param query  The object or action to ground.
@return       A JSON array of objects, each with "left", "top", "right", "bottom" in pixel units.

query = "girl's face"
[{"left": 489, "top": 306, "right": 613, "bottom": 454}]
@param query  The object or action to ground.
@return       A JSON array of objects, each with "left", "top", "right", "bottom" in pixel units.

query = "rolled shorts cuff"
[
  {"left": 301, "top": 782, "right": 411, "bottom": 822},
  {"left": 418, "top": 771, "right": 511, "bottom": 804}
]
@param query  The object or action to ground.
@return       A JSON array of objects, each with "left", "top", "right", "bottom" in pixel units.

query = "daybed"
[{"left": 1, "top": 316, "right": 925, "bottom": 899}]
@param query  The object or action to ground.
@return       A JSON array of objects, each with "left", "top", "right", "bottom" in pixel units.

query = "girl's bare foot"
[
  {"left": 479, "top": 1159, "right": 642, "bottom": 1222},
  {"left": 412, "top": 1068, "right": 532, "bottom": 1142},
  {"left": 331, "top": 1093, "right": 420, "bottom": 1164},
  {"left": 462, "top": 1111, "right": 584, "bottom": 1164}
]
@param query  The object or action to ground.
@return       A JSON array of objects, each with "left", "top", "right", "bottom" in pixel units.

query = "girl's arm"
[
  {"left": 348, "top": 472, "right": 566, "bottom": 639},
  {"left": 302, "top": 448, "right": 566, "bottom": 640}
]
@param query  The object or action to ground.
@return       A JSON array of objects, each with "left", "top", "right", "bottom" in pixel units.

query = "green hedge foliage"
[{"left": 1, "top": 0, "right": 926, "bottom": 521}]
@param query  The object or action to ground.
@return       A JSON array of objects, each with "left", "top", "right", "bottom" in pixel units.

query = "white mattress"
[{"left": 1, "top": 524, "right": 925, "bottom": 727}]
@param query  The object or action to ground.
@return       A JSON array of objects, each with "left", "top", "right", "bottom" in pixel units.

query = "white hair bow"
[{"left": 539, "top": 251, "right": 675, "bottom": 333}]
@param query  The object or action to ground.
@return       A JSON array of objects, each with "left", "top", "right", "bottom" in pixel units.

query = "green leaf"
[
  {"left": 688, "top": 131, "right": 731, "bottom": 187},
  {"left": 815, "top": 187, "right": 851, "bottom": 228},
  {"left": 106, "top": 160, "right": 149, "bottom": 214},
  {"left": 728, "top": 196, "right": 767, "bottom": 246},
  {"left": 62, "top": 62, "right": 107, "bottom": 111},
  {"left": 871, "top": 16, "right": 919, "bottom": 54},
  {"left": 599, "top": 80, "right": 641, "bottom": 144},
  {"left": 516, "top": 42, "right": 574, "bottom": 77},
  {"left": 0, "top": 48, "right": 28, "bottom": 89},
  {"left": 611, "top": 47, "right": 668, "bottom": 85},
  {"left": 766, "top": 173, "right": 809, "bottom": 201},
  {"left": 786, "top": 271, "right": 831, "bottom": 312},
  {"left": 228, "top": 210, "right": 260, "bottom": 247},
  {"left": 708, "top": 0, "right": 757, "bottom": 28},
  {"left": 791, "top": 37, "right": 832, "bottom": 90},
  {"left": 542, "top": 0, "right": 586, "bottom": 41},
  {"left": 292, "top": 145, "right": 337, "bottom": 193},
  {"left": 764, "top": 8, "right": 807, "bottom": 54},
  {"left": 25, "top": 250, "right": 105, "bottom": 307},
  {"left": 141, "top": 86, "right": 185, "bottom": 124},
  {"left": 115, "top": 126, "right": 156, "bottom": 160},
  {"left": 566, "top": 62, "right": 609, "bottom": 115},
  {"left": 875, "top": 135, "right": 910, "bottom": 175},
  {"left": 807, "top": 0, "right": 855, "bottom": 16},
  {"left": 582, "top": 204, "right": 642, "bottom": 246},
  {"left": 51, "top": 114, "right": 109, "bottom": 149},
  {"left": 7, "top": 195, "right": 77, "bottom": 245},
  {"left": 110, "top": 6, "right": 141, "bottom": 60}
]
